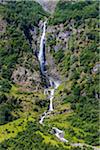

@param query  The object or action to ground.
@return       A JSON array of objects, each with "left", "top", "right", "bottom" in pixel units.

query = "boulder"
[{"left": 92, "top": 63, "right": 100, "bottom": 74}]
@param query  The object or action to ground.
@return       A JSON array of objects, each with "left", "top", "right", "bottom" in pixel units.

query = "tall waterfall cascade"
[
  {"left": 38, "top": 21, "right": 60, "bottom": 114},
  {"left": 38, "top": 21, "right": 46, "bottom": 73},
  {"left": 38, "top": 21, "right": 68, "bottom": 143}
]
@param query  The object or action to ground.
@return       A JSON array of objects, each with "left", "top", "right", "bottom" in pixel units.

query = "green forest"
[{"left": 0, "top": 0, "right": 99, "bottom": 150}]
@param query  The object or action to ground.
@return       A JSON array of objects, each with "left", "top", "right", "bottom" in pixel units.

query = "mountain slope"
[
  {"left": 0, "top": 0, "right": 99, "bottom": 150},
  {"left": 47, "top": 0, "right": 99, "bottom": 146}
]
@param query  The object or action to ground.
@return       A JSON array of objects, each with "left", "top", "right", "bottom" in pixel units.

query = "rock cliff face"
[
  {"left": 0, "top": 17, "right": 6, "bottom": 33},
  {"left": 9, "top": 15, "right": 82, "bottom": 88},
  {"left": 35, "top": 0, "right": 59, "bottom": 13}
]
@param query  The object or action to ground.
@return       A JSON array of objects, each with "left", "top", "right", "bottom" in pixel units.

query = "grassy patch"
[{"left": 0, "top": 117, "right": 34, "bottom": 142}]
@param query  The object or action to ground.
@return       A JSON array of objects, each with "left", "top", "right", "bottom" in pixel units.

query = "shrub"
[{"left": 0, "top": 79, "right": 12, "bottom": 93}]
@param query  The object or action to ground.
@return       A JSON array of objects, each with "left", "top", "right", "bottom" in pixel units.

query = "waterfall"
[
  {"left": 38, "top": 21, "right": 68, "bottom": 143},
  {"left": 49, "top": 78, "right": 60, "bottom": 112},
  {"left": 38, "top": 21, "right": 61, "bottom": 123},
  {"left": 39, "top": 112, "right": 47, "bottom": 124},
  {"left": 49, "top": 89, "right": 54, "bottom": 111},
  {"left": 52, "top": 127, "right": 68, "bottom": 143},
  {"left": 38, "top": 21, "right": 46, "bottom": 74}
]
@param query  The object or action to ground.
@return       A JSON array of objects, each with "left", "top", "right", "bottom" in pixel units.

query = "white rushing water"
[
  {"left": 38, "top": 21, "right": 68, "bottom": 143},
  {"left": 52, "top": 127, "right": 68, "bottom": 143},
  {"left": 38, "top": 21, "right": 46, "bottom": 73},
  {"left": 49, "top": 78, "right": 60, "bottom": 112},
  {"left": 49, "top": 89, "right": 54, "bottom": 111},
  {"left": 38, "top": 21, "right": 60, "bottom": 123},
  {"left": 39, "top": 112, "right": 47, "bottom": 124},
  {"left": 39, "top": 79, "right": 60, "bottom": 124}
]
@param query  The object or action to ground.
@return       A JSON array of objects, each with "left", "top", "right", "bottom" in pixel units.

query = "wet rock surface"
[
  {"left": 51, "top": 127, "right": 68, "bottom": 143},
  {"left": 92, "top": 63, "right": 100, "bottom": 74}
]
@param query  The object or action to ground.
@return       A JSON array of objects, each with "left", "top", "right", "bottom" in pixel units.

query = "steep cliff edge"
[{"left": 35, "top": 0, "right": 59, "bottom": 13}]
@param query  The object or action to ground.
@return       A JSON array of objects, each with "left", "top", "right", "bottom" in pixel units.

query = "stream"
[{"left": 38, "top": 21, "right": 68, "bottom": 142}]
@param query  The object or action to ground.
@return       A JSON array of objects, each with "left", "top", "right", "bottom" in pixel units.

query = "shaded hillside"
[{"left": 0, "top": 0, "right": 48, "bottom": 125}]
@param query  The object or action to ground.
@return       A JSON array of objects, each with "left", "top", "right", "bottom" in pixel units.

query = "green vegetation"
[
  {"left": 0, "top": 0, "right": 99, "bottom": 149},
  {"left": 0, "top": 120, "right": 92, "bottom": 150},
  {"left": 47, "top": 0, "right": 99, "bottom": 147},
  {"left": 0, "top": 79, "right": 12, "bottom": 93},
  {"left": 0, "top": 0, "right": 48, "bottom": 81},
  {"left": 53, "top": 50, "right": 64, "bottom": 64},
  {"left": 49, "top": 1, "right": 99, "bottom": 25}
]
